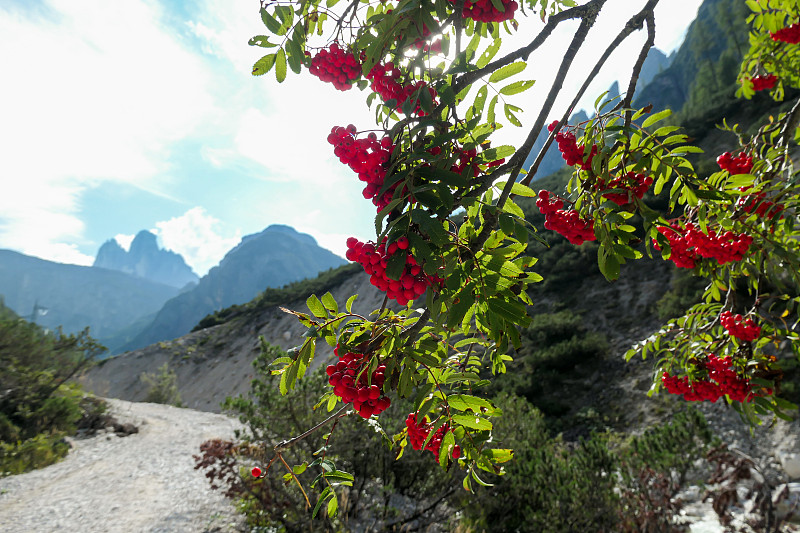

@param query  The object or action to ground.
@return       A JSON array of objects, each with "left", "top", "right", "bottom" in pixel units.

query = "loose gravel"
[{"left": 0, "top": 399, "right": 246, "bottom": 533}]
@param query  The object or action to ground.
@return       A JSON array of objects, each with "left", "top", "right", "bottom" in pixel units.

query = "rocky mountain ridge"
[{"left": 94, "top": 230, "right": 199, "bottom": 289}]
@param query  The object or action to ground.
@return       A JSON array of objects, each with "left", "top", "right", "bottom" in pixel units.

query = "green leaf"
[
  {"left": 384, "top": 251, "right": 406, "bottom": 281},
  {"left": 487, "top": 297, "right": 529, "bottom": 325},
  {"left": 252, "top": 54, "right": 276, "bottom": 76},
  {"left": 249, "top": 36, "right": 278, "bottom": 48},
  {"left": 438, "top": 430, "right": 455, "bottom": 467},
  {"left": 488, "top": 61, "right": 526, "bottom": 83},
  {"left": 327, "top": 494, "right": 338, "bottom": 517},
  {"left": 275, "top": 48, "right": 287, "bottom": 82},
  {"left": 642, "top": 109, "right": 672, "bottom": 128},
  {"left": 452, "top": 414, "right": 493, "bottom": 431},
  {"left": 312, "top": 487, "right": 332, "bottom": 518},
  {"left": 307, "top": 295, "right": 327, "bottom": 318},
  {"left": 345, "top": 294, "right": 357, "bottom": 313},
  {"left": 510, "top": 181, "right": 535, "bottom": 197},
  {"left": 448, "top": 394, "right": 494, "bottom": 413},
  {"left": 260, "top": 8, "right": 282, "bottom": 34},
  {"left": 472, "top": 85, "right": 488, "bottom": 118},
  {"left": 321, "top": 292, "right": 338, "bottom": 314},
  {"left": 499, "top": 80, "right": 535, "bottom": 96},
  {"left": 485, "top": 448, "right": 514, "bottom": 463},
  {"left": 504, "top": 103, "right": 522, "bottom": 126},
  {"left": 487, "top": 94, "right": 498, "bottom": 124},
  {"left": 476, "top": 38, "right": 502, "bottom": 69}
]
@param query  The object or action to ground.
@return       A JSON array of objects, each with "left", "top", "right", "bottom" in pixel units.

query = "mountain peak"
[{"left": 94, "top": 230, "right": 198, "bottom": 289}]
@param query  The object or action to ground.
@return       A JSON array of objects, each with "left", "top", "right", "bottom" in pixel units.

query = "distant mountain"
[
  {"left": 633, "top": 0, "right": 750, "bottom": 114},
  {"left": 0, "top": 250, "right": 179, "bottom": 346},
  {"left": 94, "top": 230, "right": 199, "bottom": 289},
  {"left": 119, "top": 225, "right": 347, "bottom": 353}
]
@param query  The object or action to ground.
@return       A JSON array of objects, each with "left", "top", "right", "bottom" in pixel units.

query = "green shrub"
[
  {"left": 464, "top": 400, "right": 714, "bottom": 532},
  {"left": 141, "top": 363, "right": 182, "bottom": 406},
  {"left": 0, "top": 432, "right": 71, "bottom": 477},
  {"left": 0, "top": 302, "right": 103, "bottom": 474}
]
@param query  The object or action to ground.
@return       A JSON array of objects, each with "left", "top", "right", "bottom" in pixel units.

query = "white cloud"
[
  {"left": 114, "top": 234, "right": 135, "bottom": 251},
  {"left": 0, "top": 0, "right": 218, "bottom": 263},
  {"left": 153, "top": 207, "right": 241, "bottom": 276}
]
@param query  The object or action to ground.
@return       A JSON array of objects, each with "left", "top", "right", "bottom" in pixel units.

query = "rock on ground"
[{"left": 0, "top": 399, "right": 245, "bottom": 533}]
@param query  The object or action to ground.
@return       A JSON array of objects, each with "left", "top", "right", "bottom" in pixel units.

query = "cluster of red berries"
[
  {"left": 345, "top": 236, "right": 441, "bottom": 305},
  {"left": 405, "top": 413, "right": 461, "bottom": 459},
  {"left": 717, "top": 152, "right": 754, "bottom": 174},
  {"left": 308, "top": 44, "right": 363, "bottom": 91},
  {"left": 751, "top": 74, "right": 778, "bottom": 91},
  {"left": 720, "top": 311, "right": 762, "bottom": 342},
  {"left": 327, "top": 125, "right": 400, "bottom": 211},
  {"left": 548, "top": 121, "right": 597, "bottom": 171},
  {"left": 737, "top": 189, "right": 783, "bottom": 218},
  {"left": 326, "top": 346, "right": 391, "bottom": 419},
  {"left": 458, "top": 0, "right": 519, "bottom": 22},
  {"left": 654, "top": 223, "right": 753, "bottom": 268},
  {"left": 596, "top": 172, "right": 653, "bottom": 206},
  {"left": 366, "top": 62, "right": 437, "bottom": 115},
  {"left": 654, "top": 224, "right": 699, "bottom": 269},
  {"left": 771, "top": 23, "right": 800, "bottom": 44},
  {"left": 684, "top": 223, "right": 753, "bottom": 264},
  {"left": 661, "top": 355, "right": 755, "bottom": 403},
  {"left": 536, "top": 190, "right": 596, "bottom": 245}
]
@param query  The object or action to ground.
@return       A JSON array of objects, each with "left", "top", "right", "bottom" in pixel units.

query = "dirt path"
[{"left": 0, "top": 399, "right": 245, "bottom": 533}]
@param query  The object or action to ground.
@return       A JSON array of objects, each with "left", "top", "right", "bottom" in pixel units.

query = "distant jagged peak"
[{"left": 94, "top": 230, "right": 198, "bottom": 289}]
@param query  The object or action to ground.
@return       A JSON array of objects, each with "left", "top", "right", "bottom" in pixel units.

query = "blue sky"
[{"left": 0, "top": 0, "right": 703, "bottom": 276}]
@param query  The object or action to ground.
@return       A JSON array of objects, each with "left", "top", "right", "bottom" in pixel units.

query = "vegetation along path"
[{"left": 0, "top": 399, "right": 244, "bottom": 533}]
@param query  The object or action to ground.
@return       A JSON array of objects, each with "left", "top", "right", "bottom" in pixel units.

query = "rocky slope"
[{"left": 80, "top": 269, "right": 385, "bottom": 412}]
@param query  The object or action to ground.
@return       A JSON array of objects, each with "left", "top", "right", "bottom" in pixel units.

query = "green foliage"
[
  {"left": 0, "top": 433, "right": 71, "bottom": 477},
  {"left": 465, "top": 398, "right": 713, "bottom": 532},
  {"left": 0, "top": 302, "right": 103, "bottom": 475},
  {"left": 141, "top": 363, "right": 182, "bottom": 407}
]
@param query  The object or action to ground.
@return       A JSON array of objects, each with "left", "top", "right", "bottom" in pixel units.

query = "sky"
[{"left": 0, "top": 0, "right": 704, "bottom": 276}]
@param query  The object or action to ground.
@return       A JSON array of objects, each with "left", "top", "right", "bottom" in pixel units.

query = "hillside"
[{"left": 0, "top": 249, "right": 179, "bottom": 344}]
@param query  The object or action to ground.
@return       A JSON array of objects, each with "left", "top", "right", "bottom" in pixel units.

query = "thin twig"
[
  {"left": 277, "top": 452, "right": 312, "bottom": 509},
  {"left": 274, "top": 405, "right": 350, "bottom": 452}
]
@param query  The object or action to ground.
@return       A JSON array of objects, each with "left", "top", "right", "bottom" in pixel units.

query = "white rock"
[{"left": 778, "top": 452, "right": 800, "bottom": 479}]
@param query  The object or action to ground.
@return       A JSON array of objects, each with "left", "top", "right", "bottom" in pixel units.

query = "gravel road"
[{"left": 0, "top": 399, "right": 245, "bottom": 533}]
